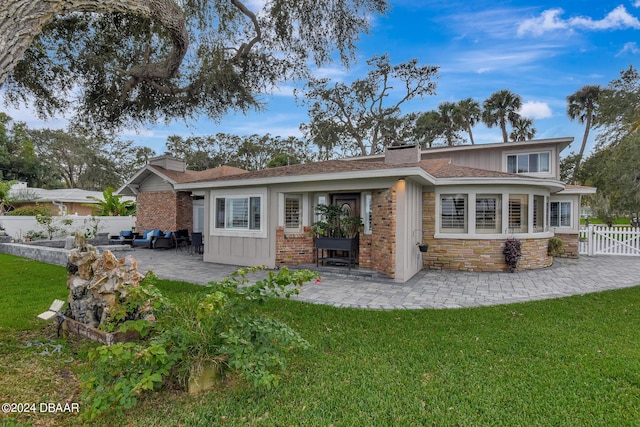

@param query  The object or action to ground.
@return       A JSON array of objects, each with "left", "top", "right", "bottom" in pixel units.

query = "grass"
[{"left": 1, "top": 253, "right": 640, "bottom": 426}]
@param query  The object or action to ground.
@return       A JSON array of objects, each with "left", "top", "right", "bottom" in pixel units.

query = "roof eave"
[{"left": 174, "top": 167, "right": 438, "bottom": 190}]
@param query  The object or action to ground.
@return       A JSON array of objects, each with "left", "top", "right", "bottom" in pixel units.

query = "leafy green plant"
[
  {"left": 6, "top": 204, "right": 50, "bottom": 216},
  {"left": 503, "top": 238, "right": 522, "bottom": 272},
  {"left": 547, "top": 237, "right": 565, "bottom": 257},
  {"left": 83, "top": 216, "right": 103, "bottom": 239},
  {"left": 81, "top": 266, "right": 318, "bottom": 420},
  {"left": 86, "top": 187, "right": 136, "bottom": 216},
  {"left": 312, "top": 203, "right": 363, "bottom": 238}
]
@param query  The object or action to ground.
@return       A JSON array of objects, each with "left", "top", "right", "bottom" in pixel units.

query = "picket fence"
[{"left": 579, "top": 225, "right": 640, "bottom": 256}]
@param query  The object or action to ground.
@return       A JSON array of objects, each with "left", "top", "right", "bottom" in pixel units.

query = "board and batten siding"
[
  {"left": 394, "top": 179, "right": 424, "bottom": 283},
  {"left": 204, "top": 187, "right": 276, "bottom": 268},
  {"left": 138, "top": 174, "right": 175, "bottom": 192}
]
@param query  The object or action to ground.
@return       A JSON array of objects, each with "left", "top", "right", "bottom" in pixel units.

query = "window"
[
  {"left": 550, "top": 201, "right": 571, "bottom": 227},
  {"left": 508, "top": 194, "right": 528, "bottom": 233},
  {"left": 475, "top": 195, "right": 501, "bottom": 234},
  {"left": 533, "top": 195, "right": 545, "bottom": 232},
  {"left": 214, "top": 196, "right": 261, "bottom": 230},
  {"left": 441, "top": 194, "right": 467, "bottom": 233},
  {"left": 284, "top": 195, "right": 302, "bottom": 232},
  {"left": 363, "top": 193, "right": 373, "bottom": 235},
  {"left": 507, "top": 152, "right": 550, "bottom": 174}
]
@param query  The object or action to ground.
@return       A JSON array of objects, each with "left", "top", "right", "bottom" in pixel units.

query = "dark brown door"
[{"left": 331, "top": 193, "right": 360, "bottom": 218}]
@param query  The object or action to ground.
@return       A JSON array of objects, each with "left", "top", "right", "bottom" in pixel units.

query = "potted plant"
[
  {"left": 312, "top": 203, "right": 363, "bottom": 268},
  {"left": 503, "top": 238, "right": 522, "bottom": 273}
]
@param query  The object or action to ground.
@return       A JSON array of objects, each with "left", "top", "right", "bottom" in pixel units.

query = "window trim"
[
  {"left": 435, "top": 188, "right": 553, "bottom": 239},
  {"left": 440, "top": 194, "right": 468, "bottom": 234},
  {"left": 210, "top": 189, "right": 267, "bottom": 238},
  {"left": 506, "top": 151, "right": 551, "bottom": 175},
  {"left": 549, "top": 200, "right": 572, "bottom": 228},
  {"left": 284, "top": 194, "right": 303, "bottom": 233}
]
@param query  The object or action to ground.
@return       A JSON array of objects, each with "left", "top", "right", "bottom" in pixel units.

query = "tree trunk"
[
  {"left": 572, "top": 112, "right": 592, "bottom": 184},
  {"left": 0, "top": 0, "right": 188, "bottom": 88}
]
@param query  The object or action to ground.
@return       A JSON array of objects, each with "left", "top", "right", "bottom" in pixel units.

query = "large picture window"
[
  {"left": 475, "top": 195, "right": 501, "bottom": 234},
  {"left": 507, "top": 152, "right": 550, "bottom": 174},
  {"left": 441, "top": 194, "right": 467, "bottom": 233},
  {"left": 215, "top": 196, "right": 261, "bottom": 231},
  {"left": 550, "top": 201, "right": 571, "bottom": 227}
]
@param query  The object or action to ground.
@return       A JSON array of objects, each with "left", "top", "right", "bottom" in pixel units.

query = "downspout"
[{"left": 52, "top": 200, "right": 67, "bottom": 216}]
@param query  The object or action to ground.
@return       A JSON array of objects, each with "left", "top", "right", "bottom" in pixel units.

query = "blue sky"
[{"left": 6, "top": 0, "right": 640, "bottom": 158}]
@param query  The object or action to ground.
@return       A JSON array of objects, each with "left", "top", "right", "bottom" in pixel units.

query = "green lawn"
[{"left": 1, "top": 253, "right": 639, "bottom": 426}]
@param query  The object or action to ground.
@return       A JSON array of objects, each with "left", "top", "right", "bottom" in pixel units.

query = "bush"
[
  {"left": 81, "top": 266, "right": 318, "bottom": 420},
  {"left": 503, "top": 238, "right": 522, "bottom": 273},
  {"left": 547, "top": 237, "right": 565, "bottom": 257},
  {"left": 6, "top": 205, "right": 50, "bottom": 216}
]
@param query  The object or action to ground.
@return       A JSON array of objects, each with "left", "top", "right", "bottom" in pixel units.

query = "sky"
[{"left": 4, "top": 0, "right": 640, "bottom": 158}]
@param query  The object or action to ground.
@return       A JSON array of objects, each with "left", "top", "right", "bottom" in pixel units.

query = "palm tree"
[
  {"left": 566, "top": 85, "right": 601, "bottom": 183},
  {"left": 453, "top": 98, "right": 482, "bottom": 144},
  {"left": 509, "top": 117, "right": 536, "bottom": 141},
  {"left": 482, "top": 90, "right": 522, "bottom": 142},
  {"left": 438, "top": 102, "right": 463, "bottom": 146}
]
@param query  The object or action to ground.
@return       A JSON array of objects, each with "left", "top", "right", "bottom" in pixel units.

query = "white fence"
[
  {"left": 579, "top": 225, "right": 640, "bottom": 256},
  {"left": 0, "top": 215, "right": 135, "bottom": 241}
]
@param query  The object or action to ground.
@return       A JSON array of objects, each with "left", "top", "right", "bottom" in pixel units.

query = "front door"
[
  {"left": 330, "top": 193, "right": 361, "bottom": 263},
  {"left": 331, "top": 193, "right": 360, "bottom": 218}
]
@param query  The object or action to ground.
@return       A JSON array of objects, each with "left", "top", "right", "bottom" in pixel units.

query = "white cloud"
[
  {"left": 617, "top": 41, "right": 640, "bottom": 55},
  {"left": 519, "top": 101, "right": 553, "bottom": 119},
  {"left": 634, "top": 1, "right": 640, "bottom": 8},
  {"left": 517, "top": 5, "right": 640, "bottom": 36}
]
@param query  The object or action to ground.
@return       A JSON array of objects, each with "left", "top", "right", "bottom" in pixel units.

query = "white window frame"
[
  {"left": 475, "top": 194, "right": 502, "bottom": 234},
  {"left": 363, "top": 192, "right": 373, "bottom": 235},
  {"left": 506, "top": 151, "right": 551, "bottom": 175},
  {"left": 435, "top": 188, "right": 553, "bottom": 239},
  {"left": 210, "top": 189, "right": 267, "bottom": 238},
  {"left": 284, "top": 194, "right": 303, "bottom": 233},
  {"left": 440, "top": 194, "right": 468, "bottom": 233},
  {"left": 550, "top": 201, "right": 572, "bottom": 228}
]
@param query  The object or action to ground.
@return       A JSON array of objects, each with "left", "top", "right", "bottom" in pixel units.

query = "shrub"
[
  {"left": 547, "top": 237, "right": 565, "bottom": 257},
  {"left": 503, "top": 238, "right": 522, "bottom": 273},
  {"left": 81, "top": 266, "right": 318, "bottom": 420},
  {"left": 6, "top": 204, "right": 50, "bottom": 216}
]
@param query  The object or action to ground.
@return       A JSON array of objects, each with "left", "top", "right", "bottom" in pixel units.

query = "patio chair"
[
  {"left": 190, "top": 232, "right": 203, "bottom": 255},
  {"left": 109, "top": 230, "right": 134, "bottom": 245},
  {"left": 152, "top": 231, "right": 176, "bottom": 249},
  {"left": 132, "top": 229, "right": 162, "bottom": 248}
]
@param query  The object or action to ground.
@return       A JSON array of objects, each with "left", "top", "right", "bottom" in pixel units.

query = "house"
[
  {"left": 7, "top": 182, "right": 136, "bottom": 216},
  {"left": 116, "top": 155, "right": 247, "bottom": 233},
  {"left": 121, "top": 138, "right": 595, "bottom": 282}
]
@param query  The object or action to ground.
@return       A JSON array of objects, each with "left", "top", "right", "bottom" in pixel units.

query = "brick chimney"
[{"left": 384, "top": 144, "right": 421, "bottom": 165}]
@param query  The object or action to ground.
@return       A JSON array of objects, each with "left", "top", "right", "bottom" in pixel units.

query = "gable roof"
[{"left": 117, "top": 164, "right": 247, "bottom": 196}]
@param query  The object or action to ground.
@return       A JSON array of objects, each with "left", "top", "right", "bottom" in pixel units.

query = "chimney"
[
  {"left": 384, "top": 144, "right": 421, "bottom": 165},
  {"left": 148, "top": 154, "right": 186, "bottom": 172}
]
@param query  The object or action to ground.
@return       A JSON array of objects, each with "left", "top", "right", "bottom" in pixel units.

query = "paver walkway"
[{"left": 125, "top": 247, "right": 640, "bottom": 310}]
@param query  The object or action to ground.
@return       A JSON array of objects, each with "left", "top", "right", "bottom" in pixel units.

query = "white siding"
[{"left": 395, "top": 179, "right": 424, "bottom": 282}]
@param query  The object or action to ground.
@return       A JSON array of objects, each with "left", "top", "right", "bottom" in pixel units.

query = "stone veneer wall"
[
  {"left": 136, "top": 191, "right": 193, "bottom": 232},
  {"left": 370, "top": 187, "right": 396, "bottom": 278},
  {"left": 275, "top": 226, "right": 315, "bottom": 265},
  {"left": 553, "top": 233, "right": 579, "bottom": 258},
  {"left": 421, "top": 192, "right": 553, "bottom": 272}
]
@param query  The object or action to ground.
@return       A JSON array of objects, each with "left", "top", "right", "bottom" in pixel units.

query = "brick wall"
[
  {"left": 136, "top": 191, "right": 193, "bottom": 232},
  {"left": 421, "top": 192, "right": 553, "bottom": 272},
  {"left": 554, "top": 233, "right": 579, "bottom": 258},
  {"left": 370, "top": 187, "right": 396, "bottom": 277},
  {"left": 359, "top": 234, "right": 372, "bottom": 268},
  {"left": 275, "top": 226, "right": 315, "bottom": 265}
]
